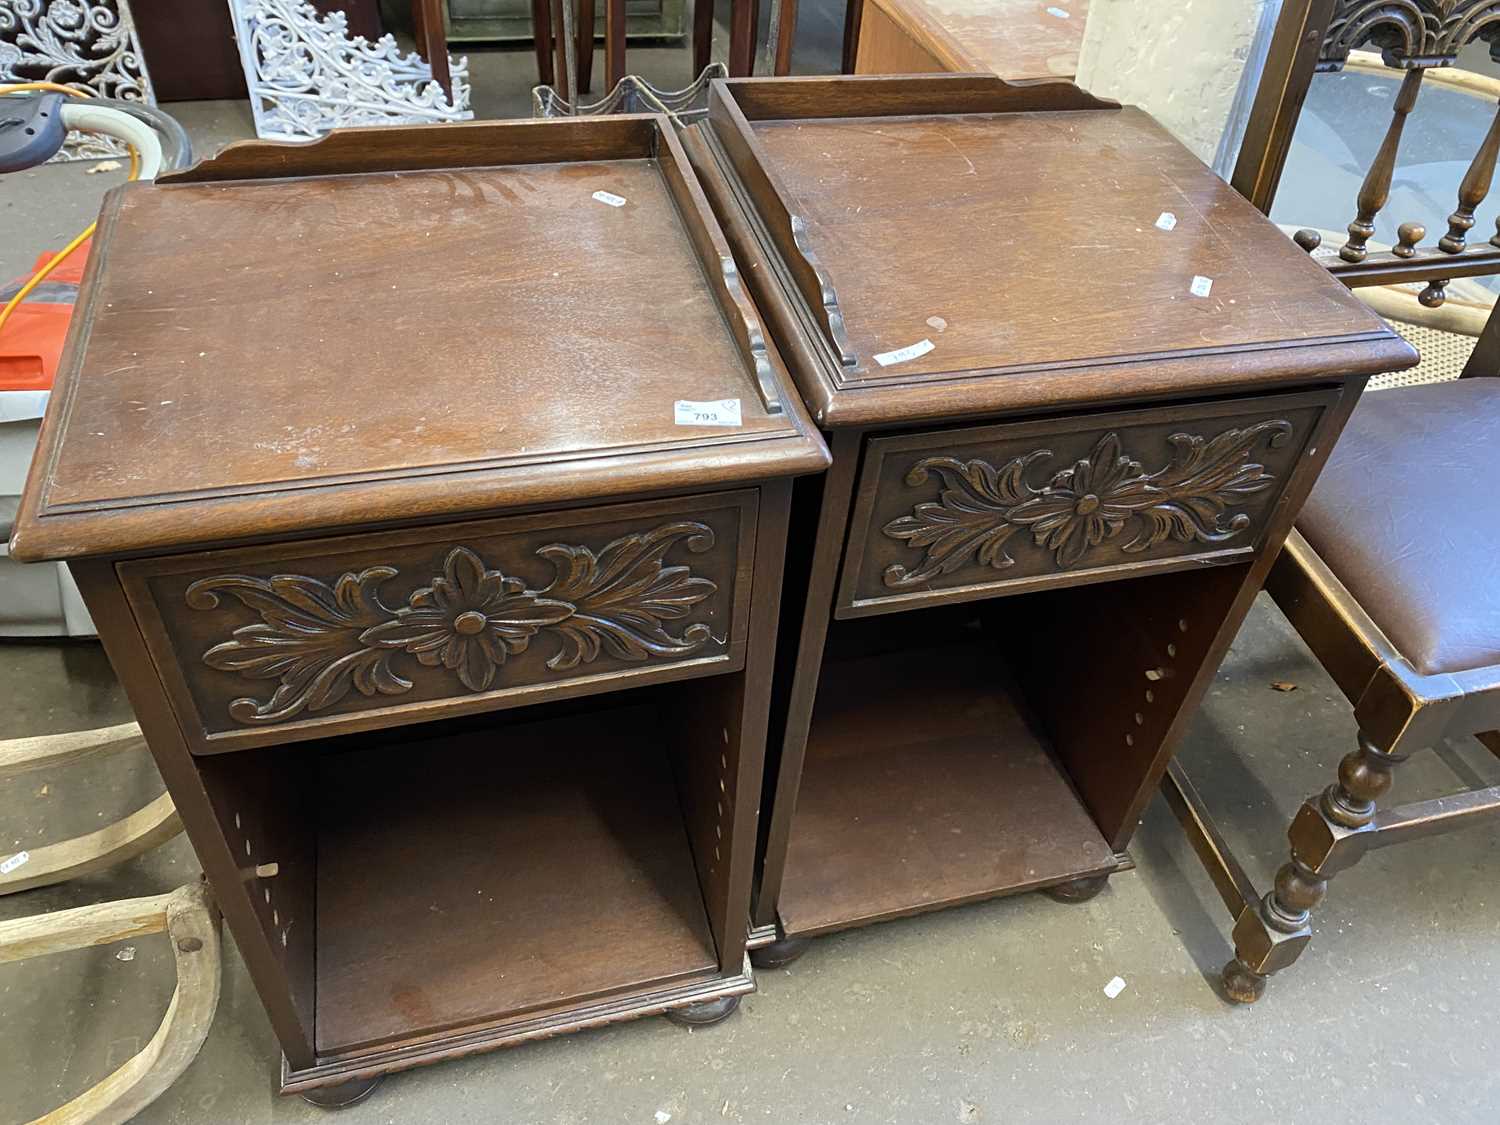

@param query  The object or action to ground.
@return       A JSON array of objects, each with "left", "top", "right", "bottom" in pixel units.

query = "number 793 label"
[{"left": 673, "top": 399, "right": 742, "bottom": 427}]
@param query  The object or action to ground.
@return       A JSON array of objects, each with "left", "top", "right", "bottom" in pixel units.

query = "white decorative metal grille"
[
  {"left": 226, "top": 0, "right": 472, "bottom": 142},
  {"left": 0, "top": 0, "right": 154, "bottom": 161}
]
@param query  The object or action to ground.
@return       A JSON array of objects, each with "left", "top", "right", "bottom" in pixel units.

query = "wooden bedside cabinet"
[
  {"left": 679, "top": 74, "right": 1417, "bottom": 963},
  {"left": 9, "top": 115, "right": 828, "bottom": 1102}
]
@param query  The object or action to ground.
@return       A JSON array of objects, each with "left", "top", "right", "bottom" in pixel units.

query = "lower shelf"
[
  {"left": 314, "top": 704, "right": 718, "bottom": 1055},
  {"left": 777, "top": 633, "right": 1120, "bottom": 938}
]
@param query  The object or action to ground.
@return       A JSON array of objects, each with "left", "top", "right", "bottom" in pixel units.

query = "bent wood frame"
[
  {"left": 0, "top": 722, "right": 183, "bottom": 896},
  {"left": 0, "top": 882, "right": 221, "bottom": 1125}
]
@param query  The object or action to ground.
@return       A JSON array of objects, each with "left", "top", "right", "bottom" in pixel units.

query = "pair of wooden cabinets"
[{"left": 11, "top": 75, "right": 1413, "bottom": 1098}]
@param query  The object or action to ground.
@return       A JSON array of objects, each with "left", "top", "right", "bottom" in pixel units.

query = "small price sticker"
[
  {"left": 0, "top": 851, "right": 29, "bottom": 875},
  {"left": 1189, "top": 275, "right": 1214, "bottom": 297},
  {"left": 873, "top": 338, "right": 935, "bottom": 367},
  {"left": 674, "top": 399, "right": 742, "bottom": 427},
  {"left": 592, "top": 190, "right": 627, "bottom": 207}
]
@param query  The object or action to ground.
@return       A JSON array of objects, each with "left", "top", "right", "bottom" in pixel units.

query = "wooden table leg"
[
  {"left": 577, "top": 0, "right": 596, "bottom": 93},
  {"left": 411, "top": 0, "right": 453, "bottom": 100},
  {"left": 551, "top": 0, "right": 573, "bottom": 103},
  {"left": 840, "top": 0, "right": 862, "bottom": 74},
  {"left": 692, "top": 0, "right": 714, "bottom": 75},
  {"left": 605, "top": 0, "right": 627, "bottom": 89},
  {"left": 531, "top": 0, "right": 555, "bottom": 86},
  {"left": 728, "top": 0, "right": 758, "bottom": 76},
  {"left": 772, "top": 0, "right": 798, "bottom": 74}
]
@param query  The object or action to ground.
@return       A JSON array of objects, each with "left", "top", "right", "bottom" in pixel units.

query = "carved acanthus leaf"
[
  {"left": 538, "top": 522, "right": 717, "bottom": 670},
  {"left": 882, "top": 421, "right": 1292, "bottom": 587},
  {"left": 186, "top": 523, "right": 718, "bottom": 725}
]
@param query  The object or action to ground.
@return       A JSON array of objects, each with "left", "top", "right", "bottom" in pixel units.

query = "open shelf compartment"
[
  {"left": 314, "top": 704, "right": 718, "bottom": 1054},
  {"left": 775, "top": 597, "right": 1162, "bottom": 939},
  {"left": 197, "top": 679, "right": 754, "bottom": 1071}
]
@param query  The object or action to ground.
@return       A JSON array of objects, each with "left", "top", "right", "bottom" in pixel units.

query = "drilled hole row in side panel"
[
  {"left": 230, "top": 808, "right": 290, "bottom": 953},
  {"left": 711, "top": 728, "right": 733, "bottom": 879},
  {"left": 1128, "top": 617, "right": 1189, "bottom": 751}
]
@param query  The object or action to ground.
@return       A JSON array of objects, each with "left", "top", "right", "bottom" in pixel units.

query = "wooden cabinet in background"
[
  {"left": 854, "top": 0, "right": 1086, "bottom": 79},
  {"left": 10, "top": 114, "right": 828, "bottom": 1102},
  {"left": 681, "top": 74, "right": 1415, "bottom": 960}
]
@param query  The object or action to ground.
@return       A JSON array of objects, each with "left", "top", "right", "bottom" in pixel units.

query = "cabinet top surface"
[
  {"left": 13, "top": 117, "right": 826, "bottom": 561},
  {"left": 708, "top": 77, "right": 1414, "bottom": 426},
  {"left": 867, "top": 0, "right": 1086, "bottom": 78}
]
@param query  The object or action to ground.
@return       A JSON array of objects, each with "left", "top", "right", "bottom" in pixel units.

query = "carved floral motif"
[
  {"left": 882, "top": 420, "right": 1293, "bottom": 586},
  {"left": 186, "top": 523, "right": 717, "bottom": 724}
]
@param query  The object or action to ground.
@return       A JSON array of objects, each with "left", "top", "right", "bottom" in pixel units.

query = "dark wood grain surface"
[
  {"left": 700, "top": 76, "right": 1415, "bottom": 427},
  {"left": 314, "top": 706, "right": 718, "bottom": 1054},
  {"left": 11, "top": 118, "right": 828, "bottom": 562},
  {"left": 751, "top": 109, "right": 1384, "bottom": 376},
  {"left": 37, "top": 163, "right": 770, "bottom": 510},
  {"left": 776, "top": 625, "right": 1117, "bottom": 937}
]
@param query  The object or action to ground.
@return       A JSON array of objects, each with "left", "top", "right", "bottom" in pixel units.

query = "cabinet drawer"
[
  {"left": 838, "top": 392, "right": 1336, "bottom": 617},
  {"left": 121, "top": 493, "right": 757, "bottom": 752}
]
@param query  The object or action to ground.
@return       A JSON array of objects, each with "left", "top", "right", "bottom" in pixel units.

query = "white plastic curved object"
[{"left": 59, "top": 104, "right": 163, "bottom": 180}]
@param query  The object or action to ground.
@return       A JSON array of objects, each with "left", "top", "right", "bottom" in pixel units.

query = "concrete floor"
[{"left": 3, "top": 20, "right": 1500, "bottom": 1125}]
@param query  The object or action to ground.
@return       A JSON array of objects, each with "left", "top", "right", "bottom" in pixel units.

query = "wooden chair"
[{"left": 1164, "top": 0, "right": 1500, "bottom": 1003}]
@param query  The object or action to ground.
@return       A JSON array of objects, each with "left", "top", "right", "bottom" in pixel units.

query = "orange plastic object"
[{"left": 0, "top": 239, "right": 92, "bottom": 391}]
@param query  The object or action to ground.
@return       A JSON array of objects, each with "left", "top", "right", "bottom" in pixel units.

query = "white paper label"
[
  {"left": 592, "top": 190, "right": 627, "bottom": 207},
  {"left": 1103, "top": 975, "right": 1127, "bottom": 999},
  {"left": 674, "top": 398, "right": 742, "bottom": 427},
  {"left": 1046, "top": 5, "right": 1070, "bottom": 16},
  {"left": 1189, "top": 275, "right": 1213, "bottom": 297},
  {"left": 874, "top": 338, "right": 935, "bottom": 367},
  {"left": 0, "top": 851, "right": 29, "bottom": 875},
  {"left": 1155, "top": 211, "right": 1177, "bottom": 231}
]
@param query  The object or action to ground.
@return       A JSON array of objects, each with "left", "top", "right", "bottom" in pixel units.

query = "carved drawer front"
[
  {"left": 838, "top": 392, "right": 1337, "bottom": 618},
  {"left": 120, "top": 493, "right": 757, "bottom": 753}
]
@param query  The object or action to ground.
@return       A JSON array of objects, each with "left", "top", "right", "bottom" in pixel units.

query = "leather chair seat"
[{"left": 1297, "top": 378, "right": 1500, "bottom": 677}]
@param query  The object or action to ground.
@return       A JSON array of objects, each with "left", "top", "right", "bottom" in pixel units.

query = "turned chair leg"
[{"left": 1223, "top": 731, "right": 1405, "bottom": 1002}]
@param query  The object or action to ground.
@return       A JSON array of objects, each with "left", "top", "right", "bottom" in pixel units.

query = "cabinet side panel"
[
  {"left": 667, "top": 484, "right": 783, "bottom": 969},
  {"left": 69, "top": 559, "right": 319, "bottom": 1067},
  {"left": 1014, "top": 382, "right": 1358, "bottom": 846}
]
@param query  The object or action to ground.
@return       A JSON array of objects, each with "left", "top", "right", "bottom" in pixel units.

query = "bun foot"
[
  {"left": 749, "top": 935, "right": 811, "bottom": 969},
  {"left": 1042, "top": 874, "right": 1109, "bottom": 904},
  {"left": 300, "top": 1075, "right": 383, "bottom": 1109},
  {"left": 665, "top": 994, "right": 741, "bottom": 1027},
  {"left": 1221, "top": 958, "right": 1268, "bottom": 1004}
]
